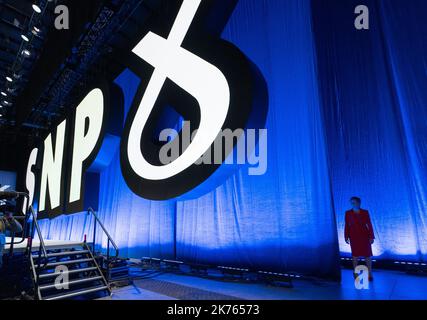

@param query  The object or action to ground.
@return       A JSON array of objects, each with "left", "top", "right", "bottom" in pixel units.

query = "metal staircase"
[
  {"left": 2, "top": 191, "right": 119, "bottom": 300},
  {"left": 26, "top": 206, "right": 117, "bottom": 300},
  {"left": 30, "top": 242, "right": 111, "bottom": 300}
]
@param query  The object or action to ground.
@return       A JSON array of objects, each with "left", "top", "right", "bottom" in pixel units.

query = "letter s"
[{"left": 22, "top": 148, "right": 38, "bottom": 213}]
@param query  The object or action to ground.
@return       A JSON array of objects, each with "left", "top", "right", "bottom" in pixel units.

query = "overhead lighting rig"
[{"left": 0, "top": 1, "right": 53, "bottom": 127}]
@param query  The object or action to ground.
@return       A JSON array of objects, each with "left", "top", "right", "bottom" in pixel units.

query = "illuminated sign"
[
  {"left": 27, "top": 83, "right": 113, "bottom": 217},
  {"left": 121, "top": 0, "right": 267, "bottom": 199},
  {"left": 23, "top": 0, "right": 268, "bottom": 216}
]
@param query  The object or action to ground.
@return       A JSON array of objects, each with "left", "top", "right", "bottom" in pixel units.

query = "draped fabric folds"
[
  {"left": 37, "top": 0, "right": 427, "bottom": 279},
  {"left": 175, "top": 0, "right": 339, "bottom": 278},
  {"left": 39, "top": 0, "right": 340, "bottom": 278},
  {"left": 378, "top": 0, "right": 427, "bottom": 259},
  {"left": 312, "top": 0, "right": 427, "bottom": 261}
]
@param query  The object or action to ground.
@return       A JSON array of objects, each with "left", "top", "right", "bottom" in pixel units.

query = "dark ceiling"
[
  {"left": 0, "top": 0, "right": 164, "bottom": 155},
  {"left": 1, "top": 0, "right": 229, "bottom": 173},
  {"left": 0, "top": 0, "right": 53, "bottom": 131}
]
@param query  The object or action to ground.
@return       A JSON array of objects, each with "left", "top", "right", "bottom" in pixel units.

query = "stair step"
[
  {"left": 40, "top": 258, "right": 93, "bottom": 268},
  {"left": 43, "top": 285, "right": 109, "bottom": 301},
  {"left": 39, "top": 276, "right": 104, "bottom": 291},
  {"left": 31, "top": 242, "right": 85, "bottom": 251},
  {"left": 39, "top": 267, "right": 98, "bottom": 279},
  {"left": 33, "top": 250, "right": 89, "bottom": 259}
]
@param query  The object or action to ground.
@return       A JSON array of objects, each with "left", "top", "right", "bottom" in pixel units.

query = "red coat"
[{"left": 344, "top": 209, "right": 375, "bottom": 257}]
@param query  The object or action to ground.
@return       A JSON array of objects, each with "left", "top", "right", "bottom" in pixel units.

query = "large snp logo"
[
  {"left": 120, "top": 0, "right": 268, "bottom": 200},
  {"left": 127, "top": 0, "right": 230, "bottom": 181},
  {"left": 22, "top": 0, "right": 268, "bottom": 216}
]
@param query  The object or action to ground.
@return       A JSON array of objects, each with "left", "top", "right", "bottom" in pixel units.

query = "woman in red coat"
[{"left": 345, "top": 197, "right": 375, "bottom": 281}]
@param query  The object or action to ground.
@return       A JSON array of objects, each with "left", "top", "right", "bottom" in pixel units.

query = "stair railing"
[
  {"left": 27, "top": 205, "right": 48, "bottom": 300},
  {"left": 5, "top": 193, "right": 30, "bottom": 256},
  {"left": 28, "top": 206, "right": 48, "bottom": 269},
  {"left": 87, "top": 207, "right": 119, "bottom": 280}
]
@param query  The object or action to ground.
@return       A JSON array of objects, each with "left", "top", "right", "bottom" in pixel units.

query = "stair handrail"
[
  {"left": 4, "top": 192, "right": 31, "bottom": 254},
  {"left": 87, "top": 207, "right": 119, "bottom": 261},
  {"left": 28, "top": 206, "right": 48, "bottom": 269}
]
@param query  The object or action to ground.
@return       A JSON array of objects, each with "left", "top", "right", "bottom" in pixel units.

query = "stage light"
[
  {"left": 6, "top": 76, "right": 13, "bottom": 82},
  {"left": 32, "top": 4, "right": 42, "bottom": 14},
  {"left": 21, "top": 34, "right": 30, "bottom": 42},
  {"left": 0, "top": 92, "right": 7, "bottom": 97},
  {"left": 22, "top": 49, "right": 31, "bottom": 57}
]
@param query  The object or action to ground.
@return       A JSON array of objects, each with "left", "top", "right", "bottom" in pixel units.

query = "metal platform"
[{"left": 5, "top": 237, "right": 84, "bottom": 253}]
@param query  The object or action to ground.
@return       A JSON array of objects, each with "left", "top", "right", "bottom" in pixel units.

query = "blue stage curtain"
[
  {"left": 38, "top": 212, "right": 95, "bottom": 243},
  {"left": 38, "top": 70, "right": 177, "bottom": 260},
  {"left": 0, "top": 171, "right": 16, "bottom": 207},
  {"left": 39, "top": 0, "right": 341, "bottom": 278},
  {"left": 312, "top": 0, "right": 427, "bottom": 261},
  {"left": 37, "top": 0, "right": 427, "bottom": 274},
  {"left": 0, "top": 171, "right": 16, "bottom": 190},
  {"left": 378, "top": 0, "right": 427, "bottom": 259},
  {"left": 175, "top": 0, "right": 340, "bottom": 278},
  {"left": 96, "top": 151, "right": 177, "bottom": 259}
]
